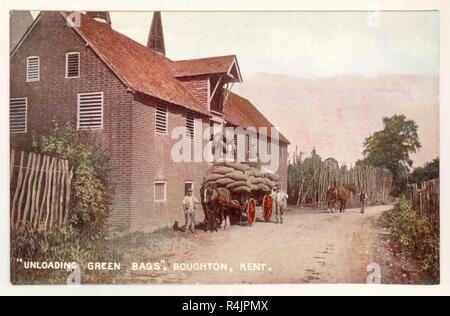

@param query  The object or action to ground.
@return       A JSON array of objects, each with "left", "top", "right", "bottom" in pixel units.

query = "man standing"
[
  {"left": 360, "top": 190, "right": 368, "bottom": 214},
  {"left": 274, "top": 186, "right": 288, "bottom": 224},
  {"left": 182, "top": 188, "right": 200, "bottom": 233}
]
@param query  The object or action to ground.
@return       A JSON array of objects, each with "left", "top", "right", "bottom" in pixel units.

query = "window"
[
  {"left": 248, "top": 134, "right": 257, "bottom": 161},
  {"left": 280, "top": 146, "right": 285, "bottom": 159},
  {"left": 26, "top": 56, "right": 40, "bottom": 82},
  {"left": 185, "top": 182, "right": 194, "bottom": 195},
  {"left": 246, "top": 134, "right": 250, "bottom": 155},
  {"left": 77, "top": 92, "right": 103, "bottom": 130},
  {"left": 267, "top": 139, "right": 272, "bottom": 154},
  {"left": 155, "top": 105, "right": 168, "bottom": 134},
  {"left": 154, "top": 181, "right": 167, "bottom": 202},
  {"left": 186, "top": 113, "right": 195, "bottom": 139},
  {"left": 66, "top": 52, "right": 80, "bottom": 78},
  {"left": 233, "top": 133, "right": 238, "bottom": 147},
  {"left": 10, "top": 98, "right": 27, "bottom": 133}
]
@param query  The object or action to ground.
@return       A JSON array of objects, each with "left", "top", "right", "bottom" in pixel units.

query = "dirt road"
[{"left": 123, "top": 204, "right": 394, "bottom": 284}]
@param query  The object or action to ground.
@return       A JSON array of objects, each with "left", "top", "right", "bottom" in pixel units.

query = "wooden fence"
[
  {"left": 10, "top": 150, "right": 74, "bottom": 231},
  {"left": 293, "top": 165, "right": 394, "bottom": 209},
  {"left": 409, "top": 178, "right": 439, "bottom": 220}
]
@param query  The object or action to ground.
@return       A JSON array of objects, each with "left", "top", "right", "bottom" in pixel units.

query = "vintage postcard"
[{"left": 8, "top": 8, "right": 440, "bottom": 287}]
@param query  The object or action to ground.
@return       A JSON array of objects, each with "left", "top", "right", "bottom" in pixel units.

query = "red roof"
[
  {"left": 61, "top": 12, "right": 209, "bottom": 115},
  {"left": 224, "top": 92, "right": 290, "bottom": 144},
  {"left": 172, "top": 55, "right": 239, "bottom": 78},
  {"left": 56, "top": 12, "right": 288, "bottom": 145}
]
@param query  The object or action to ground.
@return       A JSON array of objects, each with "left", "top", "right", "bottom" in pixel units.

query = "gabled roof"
[
  {"left": 60, "top": 12, "right": 209, "bottom": 115},
  {"left": 224, "top": 92, "right": 290, "bottom": 144},
  {"left": 172, "top": 55, "right": 242, "bottom": 81},
  {"left": 12, "top": 11, "right": 287, "bottom": 143}
]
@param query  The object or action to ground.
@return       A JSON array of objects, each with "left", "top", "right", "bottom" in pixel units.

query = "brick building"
[{"left": 10, "top": 11, "right": 289, "bottom": 232}]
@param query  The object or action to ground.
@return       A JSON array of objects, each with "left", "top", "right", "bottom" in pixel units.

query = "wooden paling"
[{"left": 10, "top": 150, "right": 73, "bottom": 231}]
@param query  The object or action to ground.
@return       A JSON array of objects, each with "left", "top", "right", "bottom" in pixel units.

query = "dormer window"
[{"left": 66, "top": 52, "right": 80, "bottom": 78}]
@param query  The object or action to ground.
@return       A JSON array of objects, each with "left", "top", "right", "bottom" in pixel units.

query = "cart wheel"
[
  {"left": 247, "top": 198, "right": 256, "bottom": 226},
  {"left": 263, "top": 195, "right": 273, "bottom": 222}
]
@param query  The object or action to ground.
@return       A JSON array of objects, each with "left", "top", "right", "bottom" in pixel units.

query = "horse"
[
  {"left": 326, "top": 183, "right": 357, "bottom": 213},
  {"left": 201, "top": 182, "right": 232, "bottom": 232}
]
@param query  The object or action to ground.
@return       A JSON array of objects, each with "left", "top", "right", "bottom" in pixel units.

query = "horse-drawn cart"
[
  {"left": 216, "top": 190, "right": 274, "bottom": 226},
  {"left": 201, "top": 162, "right": 279, "bottom": 231}
]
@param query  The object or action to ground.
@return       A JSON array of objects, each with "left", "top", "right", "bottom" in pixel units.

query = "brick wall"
[
  {"left": 10, "top": 12, "right": 134, "bottom": 231},
  {"left": 129, "top": 97, "right": 211, "bottom": 231},
  {"left": 10, "top": 11, "right": 289, "bottom": 233}
]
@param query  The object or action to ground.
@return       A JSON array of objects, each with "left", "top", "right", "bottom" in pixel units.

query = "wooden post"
[
  {"left": 49, "top": 159, "right": 58, "bottom": 228},
  {"left": 58, "top": 160, "right": 66, "bottom": 226},
  {"left": 45, "top": 158, "right": 55, "bottom": 231},
  {"left": 34, "top": 155, "right": 48, "bottom": 229},
  {"left": 63, "top": 163, "right": 73, "bottom": 225},
  {"left": 11, "top": 151, "right": 25, "bottom": 228},
  {"left": 16, "top": 152, "right": 33, "bottom": 228},
  {"left": 10, "top": 149, "right": 15, "bottom": 181},
  {"left": 21, "top": 153, "right": 37, "bottom": 227},
  {"left": 29, "top": 154, "right": 42, "bottom": 228}
]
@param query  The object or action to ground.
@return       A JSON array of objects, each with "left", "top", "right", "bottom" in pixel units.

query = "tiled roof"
[
  {"left": 57, "top": 12, "right": 288, "bottom": 145},
  {"left": 61, "top": 12, "right": 209, "bottom": 115},
  {"left": 224, "top": 92, "right": 290, "bottom": 144},
  {"left": 172, "top": 55, "right": 238, "bottom": 78}
]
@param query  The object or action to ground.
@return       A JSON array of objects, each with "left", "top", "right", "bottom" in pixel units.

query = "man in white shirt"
[
  {"left": 274, "top": 186, "right": 288, "bottom": 224},
  {"left": 182, "top": 188, "right": 200, "bottom": 233}
]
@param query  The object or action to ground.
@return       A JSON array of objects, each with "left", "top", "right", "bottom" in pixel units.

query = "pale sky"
[
  {"left": 30, "top": 11, "right": 440, "bottom": 166},
  {"left": 109, "top": 11, "right": 439, "bottom": 166},
  {"left": 108, "top": 11, "right": 439, "bottom": 78}
]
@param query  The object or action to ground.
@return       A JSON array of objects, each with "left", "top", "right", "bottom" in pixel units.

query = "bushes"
[
  {"left": 11, "top": 121, "right": 112, "bottom": 284},
  {"left": 10, "top": 226, "right": 117, "bottom": 284},
  {"left": 31, "top": 120, "right": 110, "bottom": 230},
  {"left": 387, "top": 196, "right": 439, "bottom": 283}
]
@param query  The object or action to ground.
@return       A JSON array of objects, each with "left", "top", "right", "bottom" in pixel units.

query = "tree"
[
  {"left": 363, "top": 115, "right": 421, "bottom": 193},
  {"left": 31, "top": 120, "right": 110, "bottom": 231},
  {"left": 410, "top": 158, "right": 439, "bottom": 184}
]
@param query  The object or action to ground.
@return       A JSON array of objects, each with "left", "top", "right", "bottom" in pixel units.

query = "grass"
[{"left": 11, "top": 225, "right": 177, "bottom": 285}]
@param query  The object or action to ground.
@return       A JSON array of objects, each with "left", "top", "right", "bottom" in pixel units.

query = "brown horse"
[
  {"left": 201, "top": 182, "right": 232, "bottom": 232},
  {"left": 326, "top": 183, "right": 357, "bottom": 213}
]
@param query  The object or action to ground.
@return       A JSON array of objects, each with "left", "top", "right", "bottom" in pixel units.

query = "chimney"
[
  {"left": 86, "top": 11, "right": 112, "bottom": 26},
  {"left": 147, "top": 11, "right": 166, "bottom": 56}
]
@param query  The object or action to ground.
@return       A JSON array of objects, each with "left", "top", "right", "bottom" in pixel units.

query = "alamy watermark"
[
  {"left": 367, "top": 263, "right": 381, "bottom": 284},
  {"left": 170, "top": 121, "right": 282, "bottom": 172}
]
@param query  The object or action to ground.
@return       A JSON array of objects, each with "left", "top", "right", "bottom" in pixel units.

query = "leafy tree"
[
  {"left": 31, "top": 120, "right": 110, "bottom": 231},
  {"left": 410, "top": 158, "right": 440, "bottom": 184},
  {"left": 363, "top": 115, "right": 421, "bottom": 193}
]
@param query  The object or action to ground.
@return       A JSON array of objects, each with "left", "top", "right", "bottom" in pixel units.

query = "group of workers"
[{"left": 181, "top": 186, "right": 289, "bottom": 234}]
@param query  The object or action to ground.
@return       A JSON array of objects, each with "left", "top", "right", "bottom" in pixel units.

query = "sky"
[
  {"left": 108, "top": 11, "right": 439, "bottom": 78},
  {"left": 32, "top": 11, "right": 439, "bottom": 166},
  {"left": 117, "top": 11, "right": 440, "bottom": 166}
]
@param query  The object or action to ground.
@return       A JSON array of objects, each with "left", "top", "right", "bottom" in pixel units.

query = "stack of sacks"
[
  {"left": 264, "top": 172, "right": 280, "bottom": 192},
  {"left": 204, "top": 162, "right": 280, "bottom": 194},
  {"left": 204, "top": 162, "right": 251, "bottom": 193}
]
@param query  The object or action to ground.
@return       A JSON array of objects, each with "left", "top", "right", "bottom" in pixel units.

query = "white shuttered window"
[
  {"left": 66, "top": 52, "right": 80, "bottom": 78},
  {"left": 10, "top": 98, "right": 27, "bottom": 133},
  {"left": 186, "top": 113, "right": 195, "bottom": 139},
  {"left": 77, "top": 92, "right": 103, "bottom": 130},
  {"left": 155, "top": 105, "right": 168, "bottom": 134},
  {"left": 26, "top": 56, "right": 40, "bottom": 82}
]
